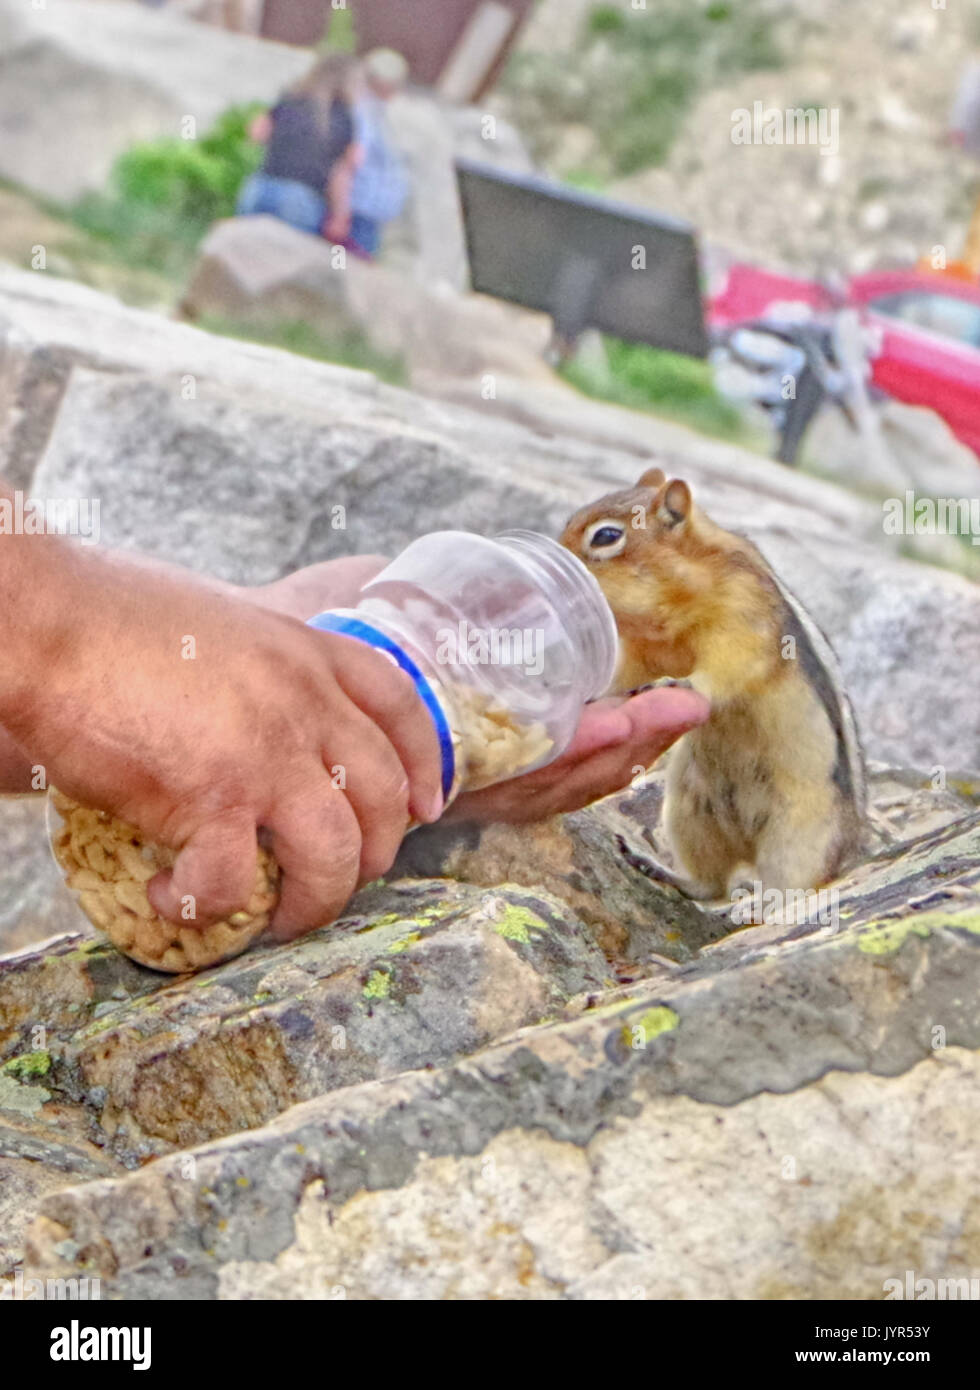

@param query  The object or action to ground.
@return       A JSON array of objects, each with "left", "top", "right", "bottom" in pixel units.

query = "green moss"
[
  {"left": 415, "top": 905, "right": 454, "bottom": 923},
  {"left": 492, "top": 905, "right": 549, "bottom": 944},
  {"left": 620, "top": 1006, "right": 679, "bottom": 1051},
  {"left": 362, "top": 969, "right": 392, "bottom": 1000},
  {"left": 2, "top": 1050, "right": 52, "bottom": 1079},
  {"left": 856, "top": 909, "right": 980, "bottom": 956},
  {"left": 387, "top": 932, "right": 421, "bottom": 954},
  {"left": 79, "top": 1016, "right": 117, "bottom": 1038},
  {"left": 61, "top": 942, "right": 107, "bottom": 963},
  {"left": 0, "top": 1073, "right": 50, "bottom": 1116},
  {"left": 950, "top": 779, "right": 980, "bottom": 801},
  {"left": 369, "top": 913, "right": 403, "bottom": 928}
]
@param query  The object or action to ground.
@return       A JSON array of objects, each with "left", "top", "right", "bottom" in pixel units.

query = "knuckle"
[
  {"left": 358, "top": 817, "right": 407, "bottom": 878},
  {"left": 312, "top": 798, "right": 362, "bottom": 869},
  {"left": 379, "top": 666, "right": 423, "bottom": 724},
  {"left": 344, "top": 755, "right": 410, "bottom": 821},
  {"left": 358, "top": 838, "right": 399, "bottom": 883},
  {"left": 371, "top": 766, "right": 411, "bottom": 814},
  {"left": 179, "top": 870, "right": 250, "bottom": 924}
]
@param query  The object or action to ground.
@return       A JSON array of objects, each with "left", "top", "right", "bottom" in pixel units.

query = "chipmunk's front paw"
[
  {"left": 625, "top": 678, "right": 694, "bottom": 696},
  {"left": 726, "top": 867, "right": 768, "bottom": 925}
]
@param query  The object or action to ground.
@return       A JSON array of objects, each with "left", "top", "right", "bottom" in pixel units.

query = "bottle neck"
[
  {"left": 307, "top": 610, "right": 457, "bottom": 802},
  {"left": 493, "top": 530, "right": 618, "bottom": 700}
]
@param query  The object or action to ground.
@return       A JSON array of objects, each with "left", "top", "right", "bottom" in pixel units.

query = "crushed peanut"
[
  {"left": 442, "top": 682, "right": 554, "bottom": 793},
  {"left": 49, "top": 789, "right": 279, "bottom": 974}
]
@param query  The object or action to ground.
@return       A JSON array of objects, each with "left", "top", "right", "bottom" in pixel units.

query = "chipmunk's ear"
[
  {"left": 654, "top": 479, "right": 691, "bottom": 529},
  {"left": 637, "top": 466, "right": 666, "bottom": 490}
]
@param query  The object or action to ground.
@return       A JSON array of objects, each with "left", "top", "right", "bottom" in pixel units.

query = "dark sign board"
[{"left": 456, "top": 157, "right": 709, "bottom": 357}]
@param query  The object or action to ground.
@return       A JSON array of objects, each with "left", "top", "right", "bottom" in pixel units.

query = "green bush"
[
  {"left": 70, "top": 104, "right": 264, "bottom": 275},
  {"left": 114, "top": 105, "right": 263, "bottom": 225},
  {"left": 587, "top": 5, "right": 627, "bottom": 34}
]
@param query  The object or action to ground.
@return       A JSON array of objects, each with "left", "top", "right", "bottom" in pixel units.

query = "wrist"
[{"left": 0, "top": 527, "right": 87, "bottom": 745}]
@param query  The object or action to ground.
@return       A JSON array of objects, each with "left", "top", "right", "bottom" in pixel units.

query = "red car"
[{"left": 708, "top": 263, "right": 980, "bottom": 456}]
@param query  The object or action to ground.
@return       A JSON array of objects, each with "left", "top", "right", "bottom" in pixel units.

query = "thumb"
[{"left": 147, "top": 812, "right": 258, "bottom": 928}]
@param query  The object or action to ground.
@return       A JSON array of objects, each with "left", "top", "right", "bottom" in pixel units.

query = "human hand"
[
  {"left": 445, "top": 687, "right": 709, "bottom": 824},
  {"left": 324, "top": 212, "right": 352, "bottom": 243},
  {"left": 247, "top": 111, "right": 273, "bottom": 144},
  {"left": 0, "top": 724, "right": 33, "bottom": 795},
  {"left": 249, "top": 555, "right": 388, "bottom": 620},
  {"left": 244, "top": 559, "right": 709, "bottom": 825},
  {"left": 4, "top": 548, "right": 442, "bottom": 941}
]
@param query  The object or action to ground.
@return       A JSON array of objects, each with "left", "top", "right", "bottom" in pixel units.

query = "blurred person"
[
  {"left": 348, "top": 47, "right": 410, "bottom": 259},
  {"left": 950, "top": 58, "right": 980, "bottom": 157},
  {"left": 237, "top": 54, "right": 363, "bottom": 241}
]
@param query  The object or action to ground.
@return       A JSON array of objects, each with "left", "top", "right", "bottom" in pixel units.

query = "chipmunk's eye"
[{"left": 585, "top": 520, "right": 626, "bottom": 557}]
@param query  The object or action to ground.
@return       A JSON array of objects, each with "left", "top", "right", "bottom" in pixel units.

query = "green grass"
[
  {"left": 562, "top": 168, "right": 608, "bottom": 195},
  {"left": 560, "top": 335, "right": 758, "bottom": 444},
  {"left": 0, "top": 177, "right": 181, "bottom": 307},
  {"left": 502, "top": 0, "right": 787, "bottom": 179},
  {"left": 194, "top": 314, "right": 408, "bottom": 386}
]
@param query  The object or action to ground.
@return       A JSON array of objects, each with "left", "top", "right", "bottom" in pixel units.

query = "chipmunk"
[{"left": 560, "top": 467, "right": 866, "bottom": 914}]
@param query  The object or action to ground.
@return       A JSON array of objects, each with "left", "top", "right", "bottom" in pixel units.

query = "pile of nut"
[
  {"left": 443, "top": 682, "right": 554, "bottom": 793},
  {"left": 49, "top": 789, "right": 279, "bottom": 973}
]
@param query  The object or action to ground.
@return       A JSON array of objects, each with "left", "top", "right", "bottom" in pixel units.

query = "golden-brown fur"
[{"left": 560, "top": 468, "right": 865, "bottom": 908}]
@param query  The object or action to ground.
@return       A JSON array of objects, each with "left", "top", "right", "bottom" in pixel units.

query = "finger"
[
  {"left": 447, "top": 687, "right": 709, "bottom": 824},
  {"left": 324, "top": 711, "right": 413, "bottom": 881},
  {"left": 532, "top": 702, "right": 706, "bottom": 814},
  {"left": 548, "top": 701, "right": 632, "bottom": 765},
  {"left": 619, "top": 686, "right": 710, "bottom": 756},
  {"left": 147, "top": 811, "right": 257, "bottom": 927},
  {"left": 329, "top": 637, "right": 443, "bottom": 822},
  {"left": 254, "top": 556, "right": 390, "bottom": 619},
  {"left": 542, "top": 688, "right": 710, "bottom": 807},
  {"left": 267, "top": 781, "right": 362, "bottom": 942}
]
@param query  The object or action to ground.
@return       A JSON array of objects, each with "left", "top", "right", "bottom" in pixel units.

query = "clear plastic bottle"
[{"left": 309, "top": 529, "right": 618, "bottom": 805}]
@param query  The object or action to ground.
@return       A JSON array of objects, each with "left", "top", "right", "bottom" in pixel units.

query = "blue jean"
[
  {"left": 236, "top": 173, "right": 326, "bottom": 236},
  {"left": 350, "top": 213, "right": 381, "bottom": 256}
]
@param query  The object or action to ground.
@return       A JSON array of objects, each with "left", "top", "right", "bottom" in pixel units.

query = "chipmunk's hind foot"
[
  {"left": 614, "top": 837, "right": 720, "bottom": 902},
  {"left": 725, "top": 863, "right": 837, "bottom": 929}
]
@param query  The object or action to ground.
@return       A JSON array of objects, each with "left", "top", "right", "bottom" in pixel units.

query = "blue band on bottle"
[{"left": 307, "top": 612, "right": 455, "bottom": 802}]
